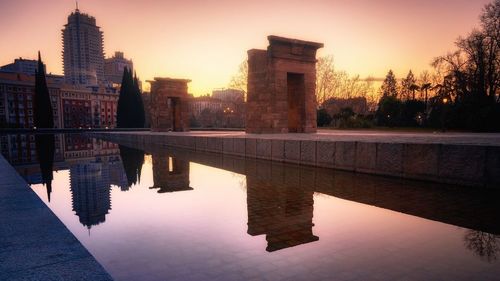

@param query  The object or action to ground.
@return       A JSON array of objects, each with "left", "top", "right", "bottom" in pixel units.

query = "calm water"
[{"left": 2, "top": 133, "right": 500, "bottom": 281}]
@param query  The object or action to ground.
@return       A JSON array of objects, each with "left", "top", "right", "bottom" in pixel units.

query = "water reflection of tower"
[
  {"left": 149, "top": 153, "right": 192, "bottom": 193},
  {"left": 69, "top": 161, "right": 111, "bottom": 229},
  {"left": 246, "top": 171, "right": 318, "bottom": 252}
]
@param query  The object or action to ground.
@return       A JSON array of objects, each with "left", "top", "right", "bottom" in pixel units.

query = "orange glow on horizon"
[{"left": 0, "top": 0, "right": 491, "bottom": 95}]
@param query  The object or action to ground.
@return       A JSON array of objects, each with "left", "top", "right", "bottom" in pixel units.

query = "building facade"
[
  {"left": 0, "top": 58, "right": 45, "bottom": 76},
  {"left": 0, "top": 72, "right": 62, "bottom": 128},
  {"left": 0, "top": 72, "right": 119, "bottom": 129},
  {"left": 212, "top": 88, "right": 244, "bottom": 103},
  {"left": 62, "top": 7, "right": 105, "bottom": 86},
  {"left": 104, "top": 51, "right": 133, "bottom": 84}
]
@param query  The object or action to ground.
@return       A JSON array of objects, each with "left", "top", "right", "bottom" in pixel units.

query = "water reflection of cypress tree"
[
  {"left": 35, "top": 134, "right": 55, "bottom": 201},
  {"left": 118, "top": 145, "right": 144, "bottom": 190}
]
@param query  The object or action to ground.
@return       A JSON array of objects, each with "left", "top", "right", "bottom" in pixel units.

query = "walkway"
[{"left": 0, "top": 155, "right": 112, "bottom": 280}]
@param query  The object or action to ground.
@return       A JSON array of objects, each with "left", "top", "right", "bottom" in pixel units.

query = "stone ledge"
[
  {"left": 92, "top": 132, "right": 500, "bottom": 187},
  {"left": 0, "top": 155, "right": 112, "bottom": 280}
]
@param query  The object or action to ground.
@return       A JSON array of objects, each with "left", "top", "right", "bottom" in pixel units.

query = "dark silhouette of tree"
[
  {"left": 35, "top": 134, "right": 55, "bottom": 201},
  {"left": 119, "top": 145, "right": 144, "bottom": 190},
  {"left": 381, "top": 70, "right": 399, "bottom": 98},
  {"left": 316, "top": 108, "right": 332, "bottom": 127},
  {"left": 116, "top": 68, "right": 145, "bottom": 128},
  {"left": 34, "top": 52, "right": 54, "bottom": 128},
  {"left": 464, "top": 230, "right": 500, "bottom": 263},
  {"left": 401, "top": 70, "right": 417, "bottom": 100},
  {"left": 431, "top": 0, "right": 500, "bottom": 131},
  {"left": 133, "top": 72, "right": 146, "bottom": 128},
  {"left": 420, "top": 83, "right": 433, "bottom": 112},
  {"left": 400, "top": 100, "right": 426, "bottom": 126},
  {"left": 116, "top": 67, "right": 132, "bottom": 128},
  {"left": 376, "top": 95, "right": 402, "bottom": 127}
]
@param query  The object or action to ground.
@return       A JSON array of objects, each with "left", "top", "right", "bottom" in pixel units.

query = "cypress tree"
[
  {"left": 117, "top": 67, "right": 131, "bottom": 128},
  {"left": 133, "top": 72, "right": 145, "bottom": 128},
  {"left": 34, "top": 51, "right": 54, "bottom": 128},
  {"left": 117, "top": 67, "right": 146, "bottom": 128}
]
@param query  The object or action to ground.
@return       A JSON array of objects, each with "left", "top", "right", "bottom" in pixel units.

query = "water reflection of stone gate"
[{"left": 150, "top": 153, "right": 192, "bottom": 193}]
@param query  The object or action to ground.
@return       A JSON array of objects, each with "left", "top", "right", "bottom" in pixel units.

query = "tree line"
[
  {"left": 376, "top": 0, "right": 499, "bottom": 131},
  {"left": 314, "top": 0, "right": 499, "bottom": 131}
]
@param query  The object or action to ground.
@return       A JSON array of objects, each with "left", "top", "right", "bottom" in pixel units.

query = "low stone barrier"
[{"left": 92, "top": 132, "right": 500, "bottom": 188}]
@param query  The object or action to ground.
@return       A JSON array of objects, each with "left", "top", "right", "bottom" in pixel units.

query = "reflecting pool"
[{"left": 1, "top": 133, "right": 500, "bottom": 280}]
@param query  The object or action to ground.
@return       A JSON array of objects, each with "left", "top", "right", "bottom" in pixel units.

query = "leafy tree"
[
  {"left": 380, "top": 70, "right": 399, "bottom": 98},
  {"left": 33, "top": 51, "right": 54, "bottom": 128},
  {"left": 228, "top": 60, "right": 248, "bottom": 100},
  {"left": 316, "top": 55, "right": 375, "bottom": 106}
]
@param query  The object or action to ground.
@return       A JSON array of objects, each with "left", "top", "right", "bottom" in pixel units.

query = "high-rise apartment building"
[{"left": 62, "top": 7, "right": 105, "bottom": 86}]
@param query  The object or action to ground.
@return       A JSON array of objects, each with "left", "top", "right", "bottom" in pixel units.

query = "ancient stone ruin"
[
  {"left": 149, "top": 77, "right": 191, "bottom": 132},
  {"left": 246, "top": 36, "right": 323, "bottom": 134}
]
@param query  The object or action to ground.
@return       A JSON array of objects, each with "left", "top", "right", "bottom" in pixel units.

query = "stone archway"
[
  {"left": 148, "top": 78, "right": 191, "bottom": 132},
  {"left": 246, "top": 36, "right": 323, "bottom": 134}
]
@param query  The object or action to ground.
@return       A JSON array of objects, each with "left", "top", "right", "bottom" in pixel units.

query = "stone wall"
[
  {"left": 246, "top": 36, "right": 323, "bottom": 134},
  {"left": 93, "top": 132, "right": 500, "bottom": 188}
]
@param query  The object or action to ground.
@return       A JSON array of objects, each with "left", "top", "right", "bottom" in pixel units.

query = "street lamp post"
[
  {"left": 223, "top": 107, "right": 234, "bottom": 128},
  {"left": 441, "top": 97, "right": 448, "bottom": 132}
]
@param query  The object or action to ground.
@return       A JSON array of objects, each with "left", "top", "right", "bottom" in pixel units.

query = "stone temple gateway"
[
  {"left": 246, "top": 36, "right": 324, "bottom": 134},
  {"left": 149, "top": 78, "right": 191, "bottom": 132}
]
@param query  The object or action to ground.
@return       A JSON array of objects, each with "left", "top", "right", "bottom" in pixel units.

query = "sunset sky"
[{"left": 0, "top": 0, "right": 491, "bottom": 95}]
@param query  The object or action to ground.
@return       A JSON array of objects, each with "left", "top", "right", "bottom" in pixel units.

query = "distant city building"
[
  {"left": 60, "top": 85, "right": 119, "bottom": 128},
  {"left": 189, "top": 92, "right": 246, "bottom": 128},
  {"left": 0, "top": 72, "right": 119, "bottom": 129},
  {"left": 0, "top": 72, "right": 63, "bottom": 128},
  {"left": 104, "top": 51, "right": 133, "bottom": 84},
  {"left": 212, "top": 88, "right": 244, "bottom": 103},
  {"left": 189, "top": 95, "right": 224, "bottom": 117},
  {"left": 62, "top": 7, "right": 105, "bottom": 86},
  {"left": 0, "top": 58, "right": 45, "bottom": 76}
]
